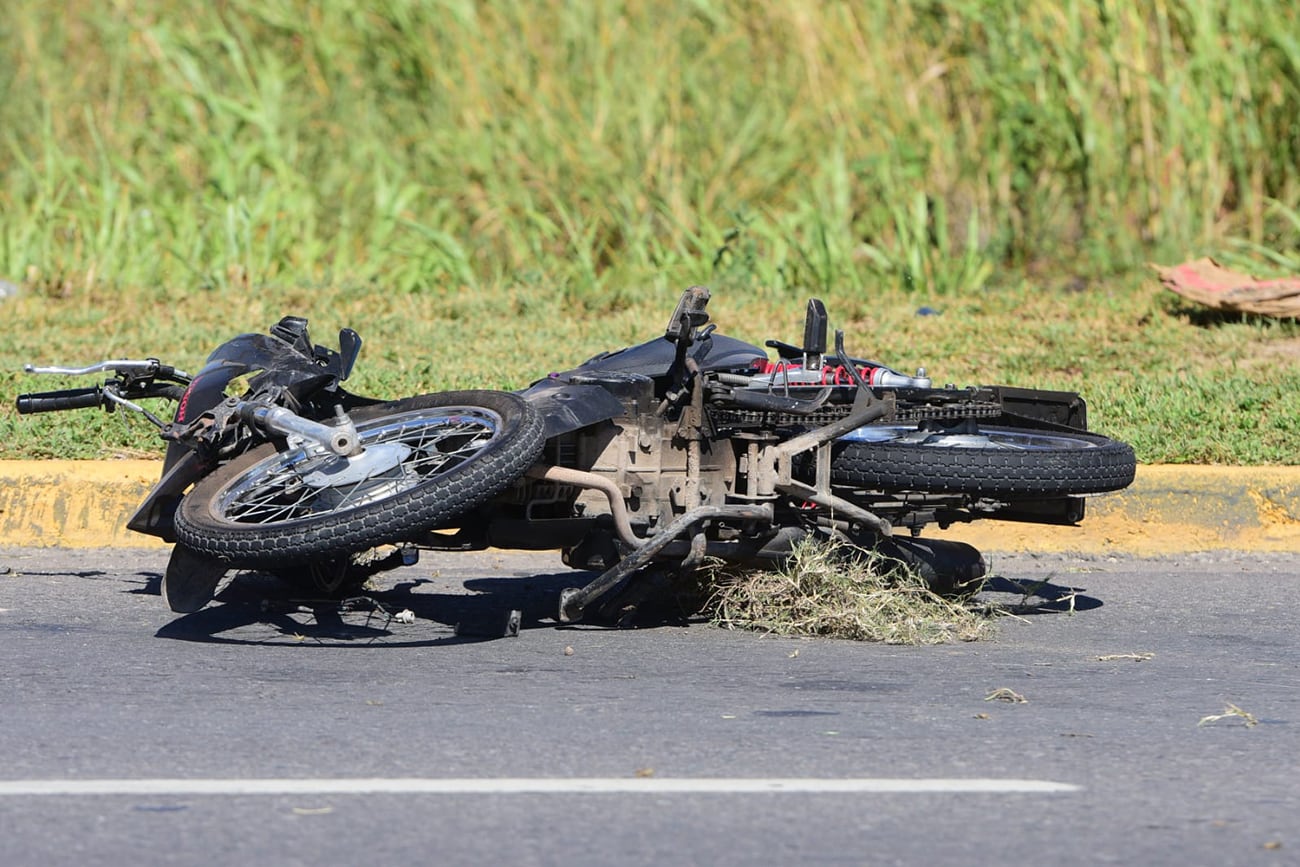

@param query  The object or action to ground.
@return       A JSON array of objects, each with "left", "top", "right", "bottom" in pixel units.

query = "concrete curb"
[
  {"left": 935, "top": 465, "right": 1300, "bottom": 554},
  {"left": 2, "top": 461, "right": 1298, "bottom": 554},
  {"left": 1, "top": 461, "right": 164, "bottom": 549}
]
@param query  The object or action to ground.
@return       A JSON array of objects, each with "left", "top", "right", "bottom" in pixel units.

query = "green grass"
[
  {"left": 4, "top": 273, "right": 1299, "bottom": 462},
  {"left": 2, "top": 0, "right": 1300, "bottom": 462}
]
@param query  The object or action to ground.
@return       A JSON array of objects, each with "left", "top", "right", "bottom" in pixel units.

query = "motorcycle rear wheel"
[
  {"left": 174, "top": 390, "right": 544, "bottom": 563},
  {"left": 827, "top": 424, "right": 1136, "bottom": 497}
]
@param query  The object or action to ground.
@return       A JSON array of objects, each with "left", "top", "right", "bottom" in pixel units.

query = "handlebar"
[
  {"left": 23, "top": 359, "right": 191, "bottom": 381},
  {"left": 17, "top": 357, "right": 192, "bottom": 420},
  {"left": 16, "top": 387, "right": 105, "bottom": 415}
]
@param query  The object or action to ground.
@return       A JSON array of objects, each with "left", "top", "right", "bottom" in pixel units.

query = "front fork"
[
  {"left": 234, "top": 401, "right": 361, "bottom": 457},
  {"left": 134, "top": 400, "right": 362, "bottom": 541},
  {"left": 164, "top": 397, "right": 362, "bottom": 459}
]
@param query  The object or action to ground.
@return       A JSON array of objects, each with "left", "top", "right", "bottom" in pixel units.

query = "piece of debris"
[
  {"left": 392, "top": 609, "right": 416, "bottom": 624},
  {"left": 452, "top": 608, "right": 521, "bottom": 638},
  {"left": 707, "top": 536, "right": 993, "bottom": 644},
  {"left": 1154, "top": 258, "right": 1300, "bottom": 317},
  {"left": 1198, "top": 703, "right": 1259, "bottom": 728},
  {"left": 984, "top": 687, "right": 1028, "bottom": 704},
  {"left": 1097, "top": 652, "right": 1155, "bottom": 662},
  {"left": 634, "top": 767, "right": 655, "bottom": 778},
  {"left": 563, "top": 645, "right": 574, "bottom": 656}
]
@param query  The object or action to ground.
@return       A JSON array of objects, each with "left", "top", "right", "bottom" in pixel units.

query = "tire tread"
[
  {"left": 828, "top": 426, "right": 1136, "bottom": 497},
  {"left": 174, "top": 390, "right": 544, "bottom": 563}
]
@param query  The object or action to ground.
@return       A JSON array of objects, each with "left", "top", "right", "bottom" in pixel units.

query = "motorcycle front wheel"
[
  {"left": 174, "top": 390, "right": 545, "bottom": 563},
  {"left": 827, "top": 424, "right": 1136, "bottom": 497}
]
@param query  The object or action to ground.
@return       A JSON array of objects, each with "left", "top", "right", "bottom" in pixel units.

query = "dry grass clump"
[
  {"left": 1198, "top": 703, "right": 1259, "bottom": 728},
  {"left": 706, "top": 537, "right": 994, "bottom": 645}
]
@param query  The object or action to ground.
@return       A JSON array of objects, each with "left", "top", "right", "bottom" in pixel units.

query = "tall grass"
[{"left": 3, "top": 0, "right": 1297, "bottom": 302}]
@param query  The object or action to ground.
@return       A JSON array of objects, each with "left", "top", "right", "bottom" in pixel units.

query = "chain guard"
[{"left": 708, "top": 397, "right": 1002, "bottom": 432}]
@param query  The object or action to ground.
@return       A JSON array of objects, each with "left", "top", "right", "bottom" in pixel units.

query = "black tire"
[
  {"left": 161, "top": 543, "right": 233, "bottom": 613},
  {"left": 827, "top": 424, "right": 1136, "bottom": 497},
  {"left": 174, "top": 390, "right": 544, "bottom": 563}
]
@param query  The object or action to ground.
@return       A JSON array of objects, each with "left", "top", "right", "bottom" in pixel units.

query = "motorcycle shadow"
[
  {"left": 153, "top": 566, "right": 697, "bottom": 646},
  {"left": 150, "top": 566, "right": 1093, "bottom": 645},
  {"left": 977, "top": 574, "right": 1103, "bottom": 614}
]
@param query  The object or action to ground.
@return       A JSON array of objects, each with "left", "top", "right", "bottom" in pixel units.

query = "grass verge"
[
  {"left": 4, "top": 2, "right": 1300, "bottom": 463},
  {"left": 4, "top": 271, "right": 1299, "bottom": 463}
]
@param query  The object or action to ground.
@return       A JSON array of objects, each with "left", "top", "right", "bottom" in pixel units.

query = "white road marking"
[{"left": 0, "top": 777, "right": 1079, "bottom": 796}]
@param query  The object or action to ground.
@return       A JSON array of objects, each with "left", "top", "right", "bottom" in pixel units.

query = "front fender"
[{"left": 125, "top": 450, "right": 211, "bottom": 541}]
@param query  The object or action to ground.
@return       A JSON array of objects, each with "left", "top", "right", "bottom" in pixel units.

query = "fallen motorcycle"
[{"left": 16, "top": 288, "right": 1135, "bottom": 621}]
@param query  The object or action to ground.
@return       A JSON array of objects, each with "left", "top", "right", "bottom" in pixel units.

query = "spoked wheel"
[
  {"left": 174, "top": 390, "right": 544, "bottom": 564},
  {"left": 828, "top": 423, "right": 1136, "bottom": 497}
]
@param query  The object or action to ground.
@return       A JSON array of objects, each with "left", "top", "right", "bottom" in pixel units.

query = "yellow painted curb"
[
  {"left": 934, "top": 465, "right": 1300, "bottom": 554},
  {"left": 2, "top": 461, "right": 1298, "bottom": 553},
  {"left": 1, "top": 460, "right": 168, "bottom": 549}
]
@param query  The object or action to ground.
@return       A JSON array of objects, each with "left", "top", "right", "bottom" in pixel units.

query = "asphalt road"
[{"left": 0, "top": 546, "right": 1296, "bottom": 866}]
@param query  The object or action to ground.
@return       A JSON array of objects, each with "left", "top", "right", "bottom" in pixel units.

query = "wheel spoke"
[
  {"left": 216, "top": 407, "right": 503, "bottom": 526},
  {"left": 846, "top": 424, "right": 1095, "bottom": 452}
]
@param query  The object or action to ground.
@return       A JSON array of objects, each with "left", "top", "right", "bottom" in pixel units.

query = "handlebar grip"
[{"left": 15, "top": 387, "right": 104, "bottom": 415}]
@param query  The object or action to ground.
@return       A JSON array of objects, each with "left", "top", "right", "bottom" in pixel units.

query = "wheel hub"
[{"left": 302, "top": 442, "right": 413, "bottom": 488}]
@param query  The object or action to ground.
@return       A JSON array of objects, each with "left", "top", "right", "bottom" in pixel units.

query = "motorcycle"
[{"left": 16, "top": 288, "right": 1136, "bottom": 623}]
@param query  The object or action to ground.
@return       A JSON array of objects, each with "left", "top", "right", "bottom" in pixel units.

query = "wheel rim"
[
  {"left": 215, "top": 406, "right": 504, "bottom": 525},
  {"left": 842, "top": 424, "right": 1098, "bottom": 451}
]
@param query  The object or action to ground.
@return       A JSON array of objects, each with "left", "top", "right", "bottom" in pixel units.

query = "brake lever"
[{"left": 24, "top": 358, "right": 191, "bottom": 382}]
